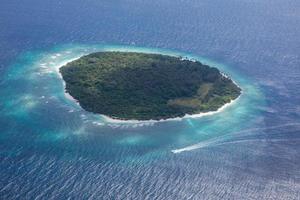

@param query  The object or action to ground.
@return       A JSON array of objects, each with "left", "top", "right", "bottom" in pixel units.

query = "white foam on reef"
[{"left": 92, "top": 121, "right": 104, "bottom": 126}]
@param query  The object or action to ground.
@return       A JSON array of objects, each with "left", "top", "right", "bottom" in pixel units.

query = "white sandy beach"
[{"left": 55, "top": 57, "right": 82, "bottom": 105}]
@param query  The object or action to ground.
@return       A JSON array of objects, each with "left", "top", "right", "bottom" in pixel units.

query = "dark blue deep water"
[{"left": 0, "top": 0, "right": 300, "bottom": 199}]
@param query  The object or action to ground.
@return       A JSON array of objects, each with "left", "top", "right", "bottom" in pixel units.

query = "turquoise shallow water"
[{"left": 1, "top": 44, "right": 265, "bottom": 160}]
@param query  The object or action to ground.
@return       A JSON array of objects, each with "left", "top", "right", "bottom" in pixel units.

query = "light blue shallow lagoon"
[{"left": 0, "top": 0, "right": 299, "bottom": 199}]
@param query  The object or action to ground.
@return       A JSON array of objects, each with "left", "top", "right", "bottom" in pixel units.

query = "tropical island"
[{"left": 60, "top": 52, "right": 241, "bottom": 120}]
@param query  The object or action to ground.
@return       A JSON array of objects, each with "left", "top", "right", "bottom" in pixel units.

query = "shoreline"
[
  {"left": 55, "top": 53, "right": 242, "bottom": 124},
  {"left": 55, "top": 57, "right": 82, "bottom": 105}
]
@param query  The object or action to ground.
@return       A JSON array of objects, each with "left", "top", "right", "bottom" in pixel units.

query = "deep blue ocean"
[{"left": 0, "top": 0, "right": 300, "bottom": 199}]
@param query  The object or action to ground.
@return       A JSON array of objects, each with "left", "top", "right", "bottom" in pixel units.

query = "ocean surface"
[{"left": 0, "top": 0, "right": 300, "bottom": 199}]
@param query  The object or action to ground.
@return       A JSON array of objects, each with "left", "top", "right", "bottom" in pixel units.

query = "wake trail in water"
[
  {"left": 172, "top": 123, "right": 300, "bottom": 153},
  {"left": 210, "top": 137, "right": 300, "bottom": 147}
]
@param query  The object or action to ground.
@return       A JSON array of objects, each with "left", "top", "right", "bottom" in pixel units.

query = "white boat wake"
[{"left": 172, "top": 123, "right": 300, "bottom": 154}]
